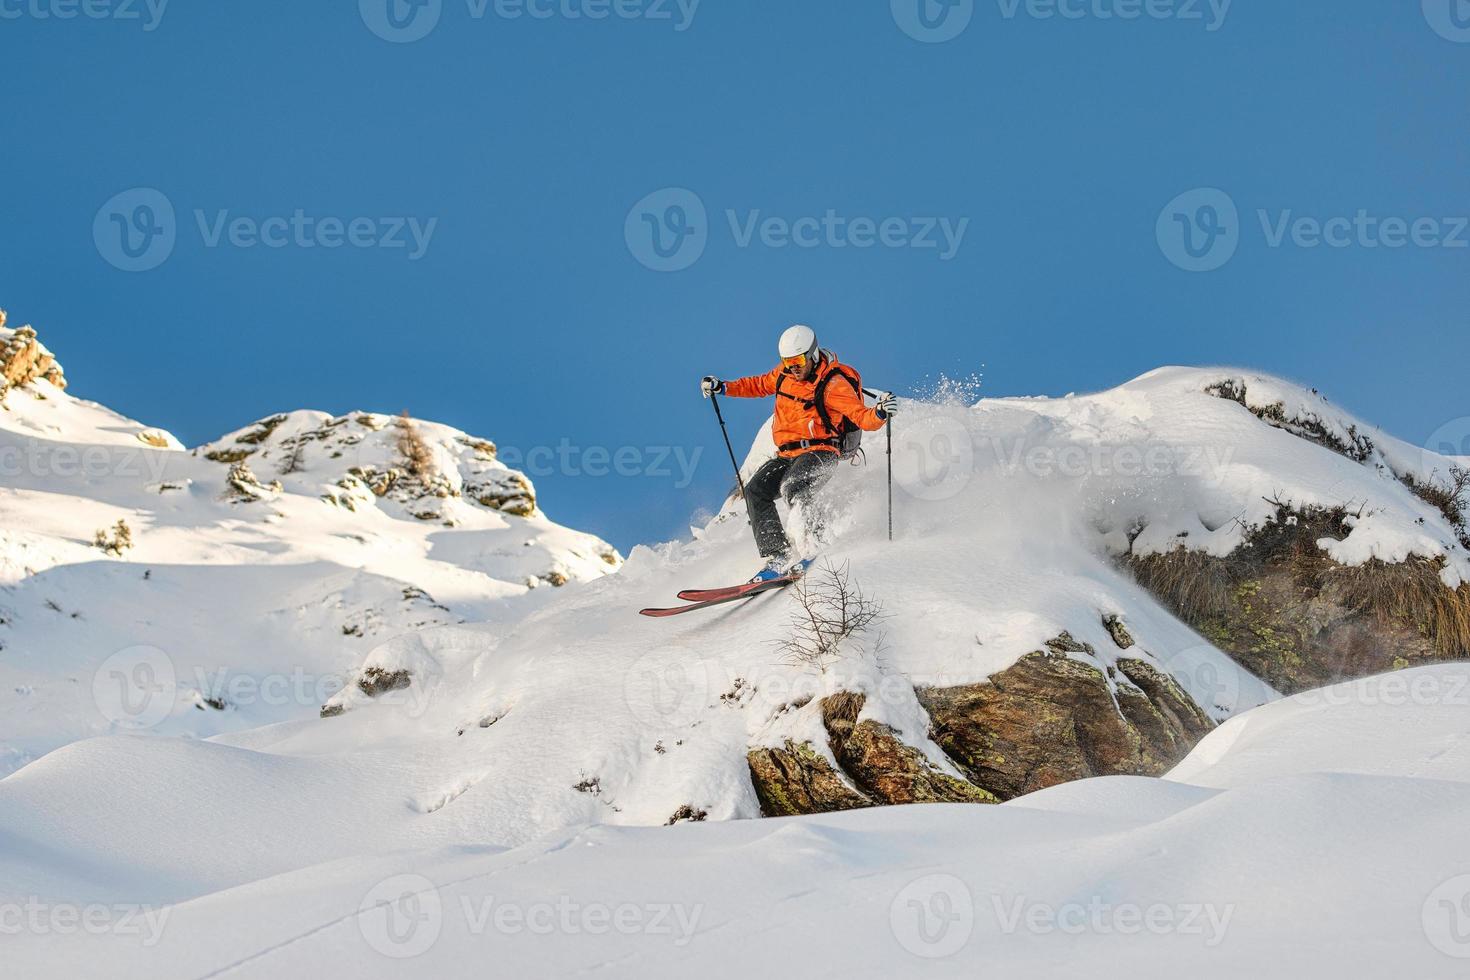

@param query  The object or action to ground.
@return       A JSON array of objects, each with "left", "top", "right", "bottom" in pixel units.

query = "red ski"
[{"left": 640, "top": 561, "right": 813, "bottom": 618}]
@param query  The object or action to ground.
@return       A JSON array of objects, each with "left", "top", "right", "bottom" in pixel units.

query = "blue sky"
[{"left": 3, "top": 0, "right": 1467, "bottom": 551}]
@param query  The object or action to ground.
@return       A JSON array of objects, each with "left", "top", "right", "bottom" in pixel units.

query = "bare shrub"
[
  {"left": 777, "top": 561, "right": 885, "bottom": 672},
  {"left": 395, "top": 411, "right": 435, "bottom": 479}
]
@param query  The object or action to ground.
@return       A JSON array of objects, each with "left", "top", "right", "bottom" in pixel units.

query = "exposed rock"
[
  {"left": 358, "top": 666, "right": 411, "bottom": 698},
  {"left": 747, "top": 740, "right": 872, "bottom": 816},
  {"left": 223, "top": 462, "right": 282, "bottom": 502},
  {"left": 820, "top": 693, "right": 997, "bottom": 806},
  {"left": 1129, "top": 504, "right": 1470, "bottom": 693},
  {"left": 1104, "top": 614, "right": 1135, "bottom": 650},
  {"left": 0, "top": 314, "right": 67, "bottom": 398},
  {"left": 666, "top": 805, "right": 708, "bottom": 825},
  {"left": 918, "top": 643, "right": 1214, "bottom": 800}
]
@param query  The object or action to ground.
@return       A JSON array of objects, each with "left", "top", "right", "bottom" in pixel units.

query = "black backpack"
[{"left": 776, "top": 362, "right": 865, "bottom": 459}]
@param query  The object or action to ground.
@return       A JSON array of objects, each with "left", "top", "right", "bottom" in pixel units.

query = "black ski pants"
[{"left": 746, "top": 450, "right": 839, "bottom": 559}]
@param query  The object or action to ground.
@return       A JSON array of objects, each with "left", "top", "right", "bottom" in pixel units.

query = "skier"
[{"left": 702, "top": 325, "right": 898, "bottom": 583}]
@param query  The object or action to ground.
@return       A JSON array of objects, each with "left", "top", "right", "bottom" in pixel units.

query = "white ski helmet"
[{"left": 778, "top": 324, "right": 818, "bottom": 360}]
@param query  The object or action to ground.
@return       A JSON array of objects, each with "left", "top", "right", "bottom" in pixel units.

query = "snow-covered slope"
[
  {"left": 0, "top": 328, "right": 620, "bottom": 778},
  {"left": 3, "top": 343, "right": 1468, "bottom": 976},
  {"left": 5, "top": 664, "right": 1467, "bottom": 978}
]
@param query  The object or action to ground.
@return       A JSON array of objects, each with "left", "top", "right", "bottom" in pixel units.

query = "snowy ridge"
[{"left": 0, "top": 369, "right": 620, "bottom": 777}]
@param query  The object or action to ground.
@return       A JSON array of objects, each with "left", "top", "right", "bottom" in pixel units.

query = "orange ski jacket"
[{"left": 723, "top": 352, "right": 887, "bottom": 457}]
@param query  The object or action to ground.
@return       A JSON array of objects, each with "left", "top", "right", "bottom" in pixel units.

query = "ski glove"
[
  {"left": 701, "top": 376, "right": 725, "bottom": 398},
  {"left": 874, "top": 393, "right": 900, "bottom": 421}
]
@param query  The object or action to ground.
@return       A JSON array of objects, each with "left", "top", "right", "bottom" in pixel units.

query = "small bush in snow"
[
  {"left": 778, "top": 561, "right": 885, "bottom": 673},
  {"left": 93, "top": 519, "right": 133, "bottom": 557}
]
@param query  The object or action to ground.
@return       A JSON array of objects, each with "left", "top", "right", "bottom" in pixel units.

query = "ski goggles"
[{"left": 781, "top": 352, "right": 809, "bottom": 371}]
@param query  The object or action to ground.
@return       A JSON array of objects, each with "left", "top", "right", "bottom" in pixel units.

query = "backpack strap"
[
  {"left": 774, "top": 373, "right": 813, "bottom": 408},
  {"left": 813, "top": 366, "right": 861, "bottom": 435}
]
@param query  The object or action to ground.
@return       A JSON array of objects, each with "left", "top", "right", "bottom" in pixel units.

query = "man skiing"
[{"left": 702, "top": 325, "right": 898, "bottom": 583}]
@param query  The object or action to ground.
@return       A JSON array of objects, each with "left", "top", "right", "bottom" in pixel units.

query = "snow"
[
  {"left": 0, "top": 378, "right": 620, "bottom": 778},
  {"left": 3, "top": 664, "right": 1467, "bottom": 978},
  {"left": 2, "top": 363, "right": 1467, "bottom": 977}
]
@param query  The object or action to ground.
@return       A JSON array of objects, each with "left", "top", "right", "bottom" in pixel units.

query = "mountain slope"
[{"left": 0, "top": 316, "right": 621, "bottom": 778}]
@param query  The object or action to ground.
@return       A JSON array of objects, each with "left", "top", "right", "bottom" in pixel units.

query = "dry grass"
[
  {"left": 1128, "top": 501, "right": 1470, "bottom": 658},
  {"left": 1330, "top": 558, "right": 1470, "bottom": 657}
]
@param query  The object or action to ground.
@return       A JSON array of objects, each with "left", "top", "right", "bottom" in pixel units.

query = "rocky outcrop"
[
  {"left": 820, "top": 693, "right": 997, "bottom": 806},
  {"left": 747, "top": 740, "right": 872, "bottom": 816},
  {"left": 919, "top": 637, "right": 1214, "bottom": 800},
  {"left": 1129, "top": 504, "right": 1470, "bottom": 694},
  {"left": 744, "top": 645, "right": 1200, "bottom": 817},
  {"left": 0, "top": 313, "right": 67, "bottom": 398}
]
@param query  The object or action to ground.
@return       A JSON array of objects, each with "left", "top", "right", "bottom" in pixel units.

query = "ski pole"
[
  {"left": 886, "top": 411, "right": 893, "bottom": 542},
  {"left": 710, "top": 392, "right": 752, "bottom": 528},
  {"left": 863, "top": 388, "right": 895, "bottom": 542}
]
